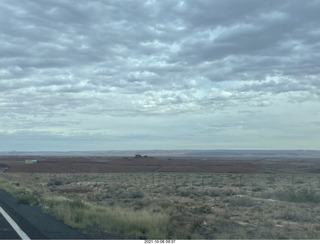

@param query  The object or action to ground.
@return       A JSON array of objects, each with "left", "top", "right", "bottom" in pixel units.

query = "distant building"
[{"left": 25, "top": 160, "right": 37, "bottom": 164}]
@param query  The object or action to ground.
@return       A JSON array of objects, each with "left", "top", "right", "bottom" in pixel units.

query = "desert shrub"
[
  {"left": 72, "top": 209, "right": 87, "bottom": 223},
  {"left": 229, "top": 197, "right": 255, "bottom": 207},
  {"left": 159, "top": 201, "right": 171, "bottom": 209},
  {"left": 178, "top": 189, "right": 193, "bottom": 197},
  {"left": 41, "top": 197, "right": 171, "bottom": 239},
  {"left": 279, "top": 211, "right": 313, "bottom": 222},
  {"left": 17, "top": 194, "right": 39, "bottom": 205},
  {"left": 128, "top": 190, "right": 144, "bottom": 199},
  {"left": 252, "top": 205, "right": 263, "bottom": 212},
  {"left": 87, "top": 193, "right": 104, "bottom": 202},
  {"left": 97, "top": 207, "right": 170, "bottom": 239},
  {"left": 294, "top": 179, "right": 305, "bottom": 184},
  {"left": 193, "top": 205, "right": 212, "bottom": 214},
  {"left": 206, "top": 189, "right": 221, "bottom": 197},
  {"left": 221, "top": 189, "right": 236, "bottom": 196},
  {"left": 42, "top": 198, "right": 89, "bottom": 228},
  {"left": 252, "top": 186, "right": 264, "bottom": 192},
  {"left": 0, "top": 178, "right": 24, "bottom": 195},
  {"left": 268, "top": 188, "right": 320, "bottom": 203},
  {"left": 266, "top": 176, "right": 276, "bottom": 184},
  {"left": 47, "top": 178, "right": 63, "bottom": 186},
  {"left": 68, "top": 199, "right": 86, "bottom": 209}
]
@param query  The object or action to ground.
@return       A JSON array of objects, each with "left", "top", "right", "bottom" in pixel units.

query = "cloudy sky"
[{"left": 0, "top": 0, "right": 319, "bottom": 151}]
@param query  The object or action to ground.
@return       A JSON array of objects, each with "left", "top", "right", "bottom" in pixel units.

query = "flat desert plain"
[
  {"left": 1, "top": 155, "right": 320, "bottom": 174},
  {"left": 1, "top": 155, "right": 320, "bottom": 239}
]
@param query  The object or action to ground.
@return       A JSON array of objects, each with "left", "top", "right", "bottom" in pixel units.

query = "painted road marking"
[{"left": 0, "top": 207, "right": 30, "bottom": 240}]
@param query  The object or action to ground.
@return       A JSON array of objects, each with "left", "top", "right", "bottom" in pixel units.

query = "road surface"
[{"left": 0, "top": 208, "right": 22, "bottom": 239}]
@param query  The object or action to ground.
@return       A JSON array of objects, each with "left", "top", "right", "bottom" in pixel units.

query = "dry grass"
[{"left": 1, "top": 172, "right": 320, "bottom": 239}]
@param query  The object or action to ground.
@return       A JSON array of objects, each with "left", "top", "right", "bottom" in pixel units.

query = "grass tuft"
[{"left": 17, "top": 193, "right": 39, "bottom": 205}]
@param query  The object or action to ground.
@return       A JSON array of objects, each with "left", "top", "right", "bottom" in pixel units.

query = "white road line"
[{"left": 0, "top": 206, "right": 31, "bottom": 240}]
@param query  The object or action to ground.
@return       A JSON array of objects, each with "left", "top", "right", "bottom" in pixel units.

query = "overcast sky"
[{"left": 1, "top": 0, "right": 319, "bottom": 151}]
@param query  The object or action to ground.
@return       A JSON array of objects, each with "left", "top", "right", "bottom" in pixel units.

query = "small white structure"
[{"left": 25, "top": 160, "right": 37, "bottom": 164}]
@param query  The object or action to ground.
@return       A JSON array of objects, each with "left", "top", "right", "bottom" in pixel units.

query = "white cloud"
[{"left": 0, "top": 0, "right": 319, "bottom": 150}]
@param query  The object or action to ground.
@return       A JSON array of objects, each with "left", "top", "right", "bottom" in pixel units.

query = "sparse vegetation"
[
  {"left": 1, "top": 172, "right": 320, "bottom": 239},
  {"left": 17, "top": 193, "right": 39, "bottom": 205},
  {"left": 264, "top": 188, "right": 320, "bottom": 203}
]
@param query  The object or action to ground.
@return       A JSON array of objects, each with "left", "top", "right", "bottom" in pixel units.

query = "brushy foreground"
[{"left": 1, "top": 172, "right": 320, "bottom": 239}]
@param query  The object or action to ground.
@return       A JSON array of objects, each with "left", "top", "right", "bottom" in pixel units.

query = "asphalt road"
[
  {"left": 0, "top": 189, "right": 89, "bottom": 240},
  {"left": 0, "top": 210, "right": 21, "bottom": 240}
]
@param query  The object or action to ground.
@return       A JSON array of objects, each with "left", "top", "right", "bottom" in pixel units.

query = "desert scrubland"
[{"left": 1, "top": 155, "right": 320, "bottom": 239}]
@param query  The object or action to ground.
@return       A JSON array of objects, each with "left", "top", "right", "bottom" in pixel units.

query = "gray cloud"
[{"left": 0, "top": 0, "right": 319, "bottom": 150}]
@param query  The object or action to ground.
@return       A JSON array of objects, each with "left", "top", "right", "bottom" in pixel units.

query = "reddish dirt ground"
[
  {"left": 1, "top": 155, "right": 320, "bottom": 174},
  {"left": 1, "top": 156, "right": 264, "bottom": 173}
]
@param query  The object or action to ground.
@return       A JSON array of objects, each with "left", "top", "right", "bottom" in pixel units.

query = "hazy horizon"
[
  {"left": 2, "top": 149, "right": 320, "bottom": 159},
  {"left": 1, "top": 0, "right": 319, "bottom": 151}
]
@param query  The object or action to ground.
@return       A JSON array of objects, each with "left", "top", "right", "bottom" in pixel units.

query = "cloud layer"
[{"left": 0, "top": 0, "right": 319, "bottom": 150}]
